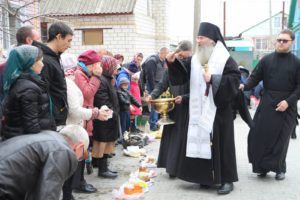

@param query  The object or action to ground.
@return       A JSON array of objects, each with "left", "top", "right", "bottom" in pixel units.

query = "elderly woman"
[
  {"left": 60, "top": 52, "right": 110, "bottom": 198},
  {"left": 2, "top": 45, "right": 56, "bottom": 140},
  {"left": 93, "top": 56, "right": 120, "bottom": 178}
]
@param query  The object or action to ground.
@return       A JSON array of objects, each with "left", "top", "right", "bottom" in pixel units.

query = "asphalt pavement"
[{"left": 74, "top": 112, "right": 300, "bottom": 200}]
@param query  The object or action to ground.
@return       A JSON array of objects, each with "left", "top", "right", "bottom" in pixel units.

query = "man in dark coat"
[
  {"left": 142, "top": 47, "right": 169, "bottom": 131},
  {"left": 240, "top": 29, "right": 300, "bottom": 180},
  {"left": 166, "top": 22, "right": 240, "bottom": 195},
  {"left": 0, "top": 125, "right": 89, "bottom": 200},
  {"left": 33, "top": 22, "right": 73, "bottom": 127}
]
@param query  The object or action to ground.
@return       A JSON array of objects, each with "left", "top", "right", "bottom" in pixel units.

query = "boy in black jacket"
[{"left": 117, "top": 77, "right": 141, "bottom": 137}]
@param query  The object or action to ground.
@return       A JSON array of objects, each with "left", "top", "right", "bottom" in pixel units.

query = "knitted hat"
[
  {"left": 119, "top": 77, "right": 129, "bottom": 85},
  {"left": 128, "top": 62, "right": 138, "bottom": 73},
  {"left": 78, "top": 50, "right": 101, "bottom": 66}
]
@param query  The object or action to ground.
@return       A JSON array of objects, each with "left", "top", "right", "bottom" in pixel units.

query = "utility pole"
[
  {"left": 282, "top": 1, "right": 285, "bottom": 30},
  {"left": 269, "top": 0, "right": 273, "bottom": 50},
  {"left": 223, "top": 1, "right": 226, "bottom": 38},
  {"left": 193, "top": 0, "right": 201, "bottom": 51}
]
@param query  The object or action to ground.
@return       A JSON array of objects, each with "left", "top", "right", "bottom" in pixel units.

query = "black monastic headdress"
[{"left": 198, "top": 22, "right": 227, "bottom": 48}]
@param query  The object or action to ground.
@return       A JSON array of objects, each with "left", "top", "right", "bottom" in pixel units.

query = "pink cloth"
[
  {"left": 0, "top": 62, "right": 6, "bottom": 74},
  {"left": 74, "top": 67, "right": 101, "bottom": 135},
  {"left": 130, "top": 81, "right": 142, "bottom": 116}
]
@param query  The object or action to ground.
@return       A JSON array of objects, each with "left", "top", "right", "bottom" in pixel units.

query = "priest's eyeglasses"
[{"left": 276, "top": 39, "right": 292, "bottom": 43}]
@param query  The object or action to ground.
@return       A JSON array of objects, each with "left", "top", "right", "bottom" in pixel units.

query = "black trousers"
[{"left": 72, "top": 160, "right": 86, "bottom": 188}]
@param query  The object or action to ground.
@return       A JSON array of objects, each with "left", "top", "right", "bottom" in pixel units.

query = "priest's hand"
[
  {"left": 174, "top": 96, "right": 182, "bottom": 104},
  {"left": 203, "top": 71, "right": 211, "bottom": 83},
  {"left": 276, "top": 100, "right": 289, "bottom": 112},
  {"left": 239, "top": 84, "right": 245, "bottom": 91}
]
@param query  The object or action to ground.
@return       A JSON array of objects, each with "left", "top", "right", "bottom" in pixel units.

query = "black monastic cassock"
[
  {"left": 167, "top": 56, "right": 240, "bottom": 185},
  {"left": 150, "top": 67, "right": 189, "bottom": 176},
  {"left": 244, "top": 51, "right": 300, "bottom": 174}
]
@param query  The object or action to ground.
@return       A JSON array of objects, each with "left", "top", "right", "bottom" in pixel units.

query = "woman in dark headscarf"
[
  {"left": 2, "top": 45, "right": 56, "bottom": 140},
  {"left": 93, "top": 56, "right": 120, "bottom": 178}
]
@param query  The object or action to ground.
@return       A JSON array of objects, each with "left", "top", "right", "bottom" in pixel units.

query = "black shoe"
[
  {"left": 98, "top": 170, "right": 118, "bottom": 178},
  {"left": 97, "top": 157, "right": 118, "bottom": 178},
  {"left": 257, "top": 172, "right": 267, "bottom": 177},
  {"left": 73, "top": 183, "right": 97, "bottom": 193},
  {"left": 108, "top": 168, "right": 118, "bottom": 174},
  {"left": 86, "top": 162, "right": 93, "bottom": 175},
  {"left": 169, "top": 174, "right": 176, "bottom": 179},
  {"left": 275, "top": 172, "right": 285, "bottom": 180},
  {"left": 217, "top": 183, "right": 233, "bottom": 195}
]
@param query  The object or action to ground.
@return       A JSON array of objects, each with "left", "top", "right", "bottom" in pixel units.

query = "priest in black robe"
[
  {"left": 241, "top": 29, "right": 300, "bottom": 180},
  {"left": 146, "top": 40, "right": 193, "bottom": 178},
  {"left": 166, "top": 22, "right": 240, "bottom": 195}
]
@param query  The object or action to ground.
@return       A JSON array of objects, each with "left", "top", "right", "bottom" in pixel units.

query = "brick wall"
[
  {"left": 40, "top": 0, "right": 173, "bottom": 62},
  {"left": 151, "top": 0, "right": 172, "bottom": 50},
  {"left": 50, "top": 14, "right": 140, "bottom": 62}
]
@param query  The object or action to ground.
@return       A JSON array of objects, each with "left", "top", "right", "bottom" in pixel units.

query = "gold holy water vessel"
[{"left": 150, "top": 98, "right": 175, "bottom": 125}]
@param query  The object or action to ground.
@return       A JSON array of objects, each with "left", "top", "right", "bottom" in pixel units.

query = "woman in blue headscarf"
[{"left": 2, "top": 45, "right": 56, "bottom": 140}]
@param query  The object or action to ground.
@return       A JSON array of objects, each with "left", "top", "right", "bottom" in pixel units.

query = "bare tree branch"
[
  {"left": 0, "top": 1, "right": 15, "bottom": 15},
  {"left": 14, "top": 2, "right": 34, "bottom": 14},
  {"left": 0, "top": 0, "right": 41, "bottom": 16}
]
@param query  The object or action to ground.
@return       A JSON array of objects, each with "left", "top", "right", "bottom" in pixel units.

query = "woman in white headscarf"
[{"left": 60, "top": 53, "right": 109, "bottom": 198}]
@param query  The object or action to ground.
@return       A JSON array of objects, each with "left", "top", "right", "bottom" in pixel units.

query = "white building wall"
[
  {"left": 40, "top": 0, "right": 173, "bottom": 62},
  {"left": 151, "top": 0, "right": 172, "bottom": 50},
  {"left": 45, "top": 14, "right": 156, "bottom": 62},
  {"left": 48, "top": 15, "right": 137, "bottom": 61},
  {"left": 134, "top": 0, "right": 156, "bottom": 60}
]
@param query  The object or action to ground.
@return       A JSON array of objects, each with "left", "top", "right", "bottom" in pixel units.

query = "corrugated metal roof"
[{"left": 40, "top": 0, "right": 136, "bottom": 16}]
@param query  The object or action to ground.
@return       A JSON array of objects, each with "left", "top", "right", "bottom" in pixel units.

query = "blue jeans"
[
  {"left": 149, "top": 106, "right": 159, "bottom": 131},
  {"left": 120, "top": 111, "right": 130, "bottom": 135}
]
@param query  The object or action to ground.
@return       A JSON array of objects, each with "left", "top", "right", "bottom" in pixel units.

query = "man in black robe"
[
  {"left": 146, "top": 40, "right": 193, "bottom": 178},
  {"left": 166, "top": 22, "right": 240, "bottom": 194},
  {"left": 240, "top": 29, "right": 300, "bottom": 180}
]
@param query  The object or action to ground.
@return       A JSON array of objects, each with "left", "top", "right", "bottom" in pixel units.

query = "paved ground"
[{"left": 74, "top": 112, "right": 300, "bottom": 200}]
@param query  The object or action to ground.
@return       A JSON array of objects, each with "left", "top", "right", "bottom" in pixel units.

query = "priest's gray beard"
[{"left": 195, "top": 45, "right": 214, "bottom": 66}]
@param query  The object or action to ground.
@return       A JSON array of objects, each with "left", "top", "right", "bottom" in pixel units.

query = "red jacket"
[
  {"left": 130, "top": 81, "right": 142, "bottom": 116},
  {"left": 74, "top": 67, "right": 100, "bottom": 135}
]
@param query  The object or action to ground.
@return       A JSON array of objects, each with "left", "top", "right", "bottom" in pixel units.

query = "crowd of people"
[{"left": 0, "top": 20, "right": 299, "bottom": 200}]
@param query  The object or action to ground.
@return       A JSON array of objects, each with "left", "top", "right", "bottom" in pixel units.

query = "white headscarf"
[{"left": 61, "top": 53, "right": 77, "bottom": 70}]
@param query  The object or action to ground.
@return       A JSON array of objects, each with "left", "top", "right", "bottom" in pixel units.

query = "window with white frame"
[{"left": 255, "top": 38, "right": 268, "bottom": 50}]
